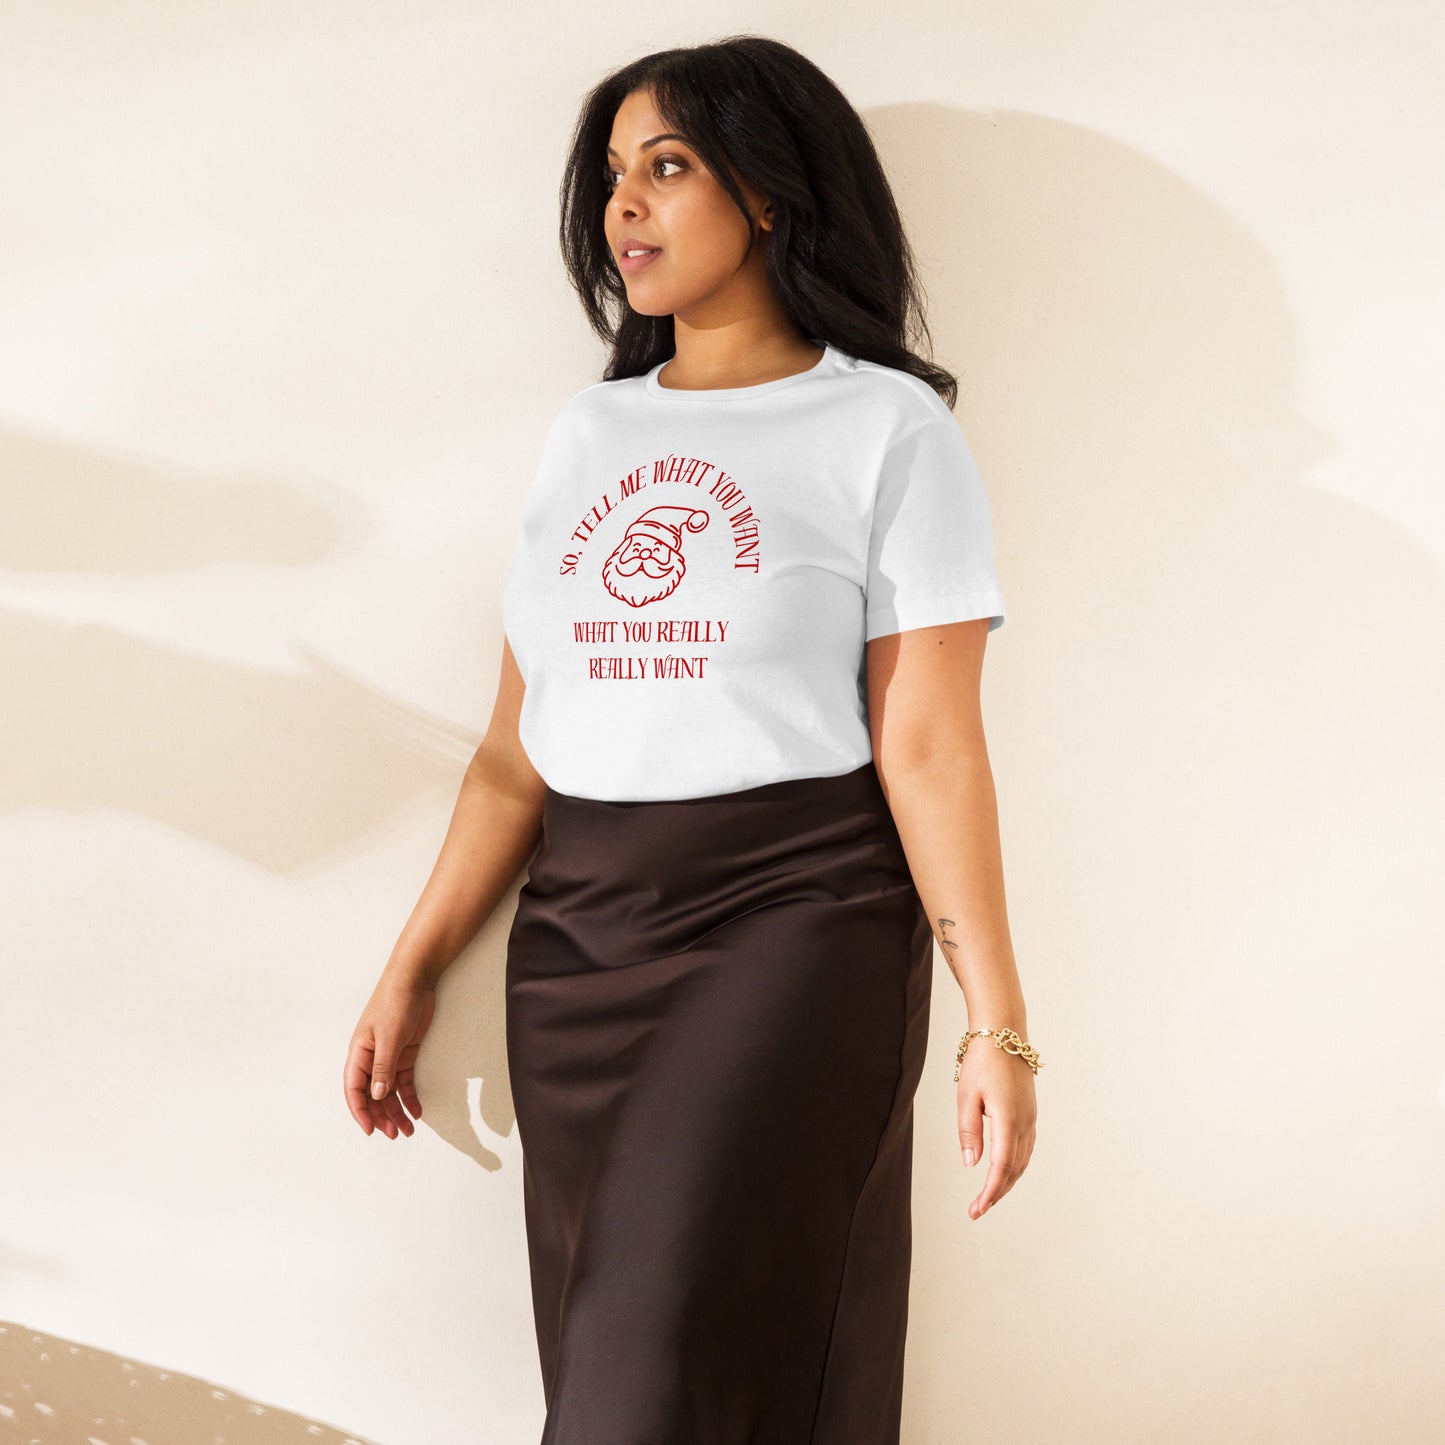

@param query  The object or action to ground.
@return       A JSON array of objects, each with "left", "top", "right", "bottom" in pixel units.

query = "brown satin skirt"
[{"left": 504, "top": 760, "right": 934, "bottom": 1445}]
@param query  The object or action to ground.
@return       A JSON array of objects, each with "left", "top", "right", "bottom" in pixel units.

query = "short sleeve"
[{"left": 864, "top": 407, "right": 1006, "bottom": 641}]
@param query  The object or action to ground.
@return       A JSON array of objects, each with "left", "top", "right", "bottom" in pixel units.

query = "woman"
[{"left": 344, "top": 35, "right": 1040, "bottom": 1444}]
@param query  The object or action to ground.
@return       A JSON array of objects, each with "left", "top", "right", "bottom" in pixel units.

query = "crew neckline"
[{"left": 645, "top": 340, "right": 837, "bottom": 400}]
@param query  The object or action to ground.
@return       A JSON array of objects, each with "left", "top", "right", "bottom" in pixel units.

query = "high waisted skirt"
[{"left": 504, "top": 759, "right": 934, "bottom": 1445}]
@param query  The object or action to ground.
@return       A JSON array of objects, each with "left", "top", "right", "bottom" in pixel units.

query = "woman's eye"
[{"left": 603, "top": 155, "right": 686, "bottom": 190}]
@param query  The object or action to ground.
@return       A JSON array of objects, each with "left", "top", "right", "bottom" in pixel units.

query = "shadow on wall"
[
  {"left": 0, "top": 425, "right": 522, "bottom": 1168},
  {"left": 0, "top": 1320, "right": 385, "bottom": 1444},
  {"left": 869, "top": 103, "right": 1445, "bottom": 1443},
  {"left": 0, "top": 424, "right": 476, "bottom": 877}
]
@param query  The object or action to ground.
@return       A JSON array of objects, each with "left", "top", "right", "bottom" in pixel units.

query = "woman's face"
[{"left": 603, "top": 87, "right": 773, "bottom": 324}]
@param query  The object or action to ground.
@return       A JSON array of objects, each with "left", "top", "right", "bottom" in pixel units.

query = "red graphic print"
[
  {"left": 600, "top": 505, "right": 710, "bottom": 608},
  {"left": 536, "top": 456, "right": 763, "bottom": 683}
]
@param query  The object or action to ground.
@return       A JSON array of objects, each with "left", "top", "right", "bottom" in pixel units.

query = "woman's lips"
[{"left": 619, "top": 247, "right": 663, "bottom": 274}]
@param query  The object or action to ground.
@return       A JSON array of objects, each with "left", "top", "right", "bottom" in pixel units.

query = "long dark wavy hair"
[{"left": 559, "top": 35, "right": 960, "bottom": 408}]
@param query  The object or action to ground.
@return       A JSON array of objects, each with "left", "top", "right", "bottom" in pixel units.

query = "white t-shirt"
[{"left": 501, "top": 340, "right": 1005, "bottom": 802}]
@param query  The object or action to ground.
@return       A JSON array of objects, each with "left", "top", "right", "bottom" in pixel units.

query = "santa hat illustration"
[{"left": 623, "top": 505, "right": 709, "bottom": 552}]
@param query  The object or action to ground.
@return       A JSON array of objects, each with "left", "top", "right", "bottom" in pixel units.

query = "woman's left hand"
[{"left": 956, "top": 1044, "right": 1038, "bottom": 1219}]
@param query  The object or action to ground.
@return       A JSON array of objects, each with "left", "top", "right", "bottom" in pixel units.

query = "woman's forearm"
[
  {"left": 385, "top": 747, "right": 546, "bottom": 988},
  {"left": 881, "top": 749, "right": 1027, "bottom": 1031}
]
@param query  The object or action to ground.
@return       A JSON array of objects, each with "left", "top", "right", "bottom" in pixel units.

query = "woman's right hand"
[{"left": 343, "top": 968, "right": 438, "bottom": 1139}]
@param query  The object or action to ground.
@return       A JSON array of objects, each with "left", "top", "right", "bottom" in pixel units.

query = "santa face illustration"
[{"left": 601, "top": 505, "right": 710, "bottom": 607}]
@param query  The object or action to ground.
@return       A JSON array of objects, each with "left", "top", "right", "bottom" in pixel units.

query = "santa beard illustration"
[{"left": 601, "top": 505, "right": 710, "bottom": 608}]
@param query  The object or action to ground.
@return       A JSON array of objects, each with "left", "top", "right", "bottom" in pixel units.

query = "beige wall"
[{"left": 3, "top": 4, "right": 1441, "bottom": 1442}]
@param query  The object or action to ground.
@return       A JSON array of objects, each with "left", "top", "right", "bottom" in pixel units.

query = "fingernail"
[
  {"left": 372, "top": 1080, "right": 385, "bottom": 1098},
  {"left": 962, "top": 1149, "right": 976, "bottom": 1167}
]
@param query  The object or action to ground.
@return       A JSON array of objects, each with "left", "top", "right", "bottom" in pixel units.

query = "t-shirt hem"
[{"left": 864, "top": 590, "right": 1006, "bottom": 641}]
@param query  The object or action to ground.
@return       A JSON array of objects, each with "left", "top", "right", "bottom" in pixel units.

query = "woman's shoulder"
[
  {"left": 812, "top": 347, "right": 959, "bottom": 459},
  {"left": 544, "top": 370, "right": 643, "bottom": 431},
  {"left": 837, "top": 348, "right": 955, "bottom": 427}
]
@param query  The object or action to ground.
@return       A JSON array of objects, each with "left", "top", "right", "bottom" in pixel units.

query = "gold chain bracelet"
[{"left": 954, "top": 1027, "right": 1044, "bottom": 1082}]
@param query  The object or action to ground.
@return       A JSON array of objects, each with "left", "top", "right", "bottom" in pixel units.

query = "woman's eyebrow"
[{"left": 606, "top": 133, "right": 688, "bottom": 157}]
